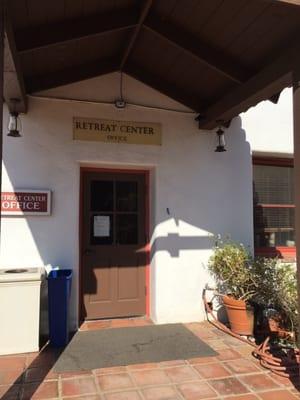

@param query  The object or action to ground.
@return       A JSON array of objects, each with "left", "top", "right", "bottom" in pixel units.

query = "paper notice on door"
[{"left": 94, "top": 216, "right": 110, "bottom": 237}]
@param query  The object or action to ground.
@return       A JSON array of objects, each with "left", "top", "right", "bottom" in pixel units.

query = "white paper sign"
[{"left": 94, "top": 216, "right": 110, "bottom": 237}]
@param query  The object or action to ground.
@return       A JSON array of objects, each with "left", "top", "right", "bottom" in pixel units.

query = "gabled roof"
[{"left": 4, "top": 0, "right": 300, "bottom": 128}]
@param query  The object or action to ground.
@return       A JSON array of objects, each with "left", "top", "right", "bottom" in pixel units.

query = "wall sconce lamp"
[
  {"left": 7, "top": 99, "right": 22, "bottom": 137},
  {"left": 215, "top": 127, "right": 226, "bottom": 152}
]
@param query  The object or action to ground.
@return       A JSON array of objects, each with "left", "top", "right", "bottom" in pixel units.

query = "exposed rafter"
[
  {"left": 272, "top": 0, "right": 300, "bottom": 5},
  {"left": 124, "top": 63, "right": 204, "bottom": 111},
  {"left": 25, "top": 58, "right": 119, "bottom": 93},
  {"left": 15, "top": 9, "right": 138, "bottom": 54},
  {"left": 4, "top": 5, "right": 27, "bottom": 113},
  {"left": 196, "top": 40, "right": 300, "bottom": 129},
  {"left": 144, "top": 15, "right": 253, "bottom": 84},
  {"left": 120, "top": 0, "right": 153, "bottom": 70}
]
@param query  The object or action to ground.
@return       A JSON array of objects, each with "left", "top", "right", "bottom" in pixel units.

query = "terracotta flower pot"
[{"left": 223, "top": 295, "right": 254, "bottom": 336}]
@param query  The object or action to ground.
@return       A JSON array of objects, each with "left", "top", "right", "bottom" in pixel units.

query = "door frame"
[{"left": 78, "top": 167, "right": 150, "bottom": 324}]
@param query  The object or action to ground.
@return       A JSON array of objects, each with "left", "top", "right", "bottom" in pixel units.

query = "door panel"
[{"left": 81, "top": 171, "right": 147, "bottom": 320}]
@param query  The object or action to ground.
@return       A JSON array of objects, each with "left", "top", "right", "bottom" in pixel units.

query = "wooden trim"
[
  {"left": 3, "top": 4, "right": 27, "bottom": 113},
  {"left": 120, "top": 0, "right": 153, "bottom": 70},
  {"left": 144, "top": 14, "right": 253, "bottom": 84},
  {"left": 253, "top": 156, "right": 294, "bottom": 167},
  {"left": 197, "top": 35, "right": 300, "bottom": 129},
  {"left": 255, "top": 246, "right": 296, "bottom": 260},
  {"left": 125, "top": 62, "right": 203, "bottom": 111},
  {"left": 255, "top": 204, "right": 295, "bottom": 208},
  {"left": 253, "top": 155, "right": 296, "bottom": 260},
  {"left": 16, "top": 10, "right": 138, "bottom": 54},
  {"left": 78, "top": 167, "right": 151, "bottom": 324},
  {"left": 25, "top": 58, "right": 119, "bottom": 93}
]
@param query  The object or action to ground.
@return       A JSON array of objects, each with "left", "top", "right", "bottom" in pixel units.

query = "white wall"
[
  {"left": 241, "top": 87, "right": 293, "bottom": 156},
  {"left": 1, "top": 73, "right": 253, "bottom": 329}
]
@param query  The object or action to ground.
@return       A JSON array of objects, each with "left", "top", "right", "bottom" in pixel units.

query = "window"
[{"left": 253, "top": 157, "right": 295, "bottom": 259}]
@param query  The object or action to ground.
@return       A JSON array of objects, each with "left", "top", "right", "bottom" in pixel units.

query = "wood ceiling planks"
[{"left": 4, "top": 0, "right": 300, "bottom": 127}]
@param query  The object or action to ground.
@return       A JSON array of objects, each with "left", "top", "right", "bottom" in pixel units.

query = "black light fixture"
[
  {"left": 114, "top": 72, "right": 126, "bottom": 109},
  {"left": 7, "top": 99, "right": 22, "bottom": 137},
  {"left": 215, "top": 127, "right": 226, "bottom": 152}
]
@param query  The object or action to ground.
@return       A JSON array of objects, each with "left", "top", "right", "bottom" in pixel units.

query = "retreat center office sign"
[{"left": 73, "top": 117, "right": 162, "bottom": 146}]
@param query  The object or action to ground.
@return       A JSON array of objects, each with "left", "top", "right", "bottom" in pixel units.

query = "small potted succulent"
[{"left": 208, "top": 237, "right": 258, "bottom": 336}]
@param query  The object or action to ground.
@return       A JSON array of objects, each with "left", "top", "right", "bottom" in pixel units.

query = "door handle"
[{"left": 84, "top": 249, "right": 94, "bottom": 255}]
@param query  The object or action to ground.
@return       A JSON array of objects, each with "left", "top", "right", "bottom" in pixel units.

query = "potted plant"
[
  {"left": 252, "top": 257, "right": 298, "bottom": 342},
  {"left": 208, "top": 237, "right": 258, "bottom": 336}
]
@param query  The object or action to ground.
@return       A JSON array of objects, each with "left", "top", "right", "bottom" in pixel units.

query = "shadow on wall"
[{"left": 1, "top": 114, "right": 252, "bottom": 328}]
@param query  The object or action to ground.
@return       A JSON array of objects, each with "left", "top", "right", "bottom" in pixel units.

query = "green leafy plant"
[
  {"left": 252, "top": 257, "right": 298, "bottom": 336},
  {"left": 208, "top": 237, "right": 257, "bottom": 301},
  {"left": 208, "top": 236, "right": 298, "bottom": 338}
]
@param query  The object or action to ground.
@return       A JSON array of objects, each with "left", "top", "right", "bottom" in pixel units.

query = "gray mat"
[{"left": 54, "top": 323, "right": 217, "bottom": 372}]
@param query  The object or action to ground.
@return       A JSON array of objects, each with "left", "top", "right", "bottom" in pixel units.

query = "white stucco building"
[{"left": 0, "top": 74, "right": 294, "bottom": 331}]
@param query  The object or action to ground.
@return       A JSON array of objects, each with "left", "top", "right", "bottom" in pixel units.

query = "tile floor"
[{"left": 0, "top": 320, "right": 299, "bottom": 400}]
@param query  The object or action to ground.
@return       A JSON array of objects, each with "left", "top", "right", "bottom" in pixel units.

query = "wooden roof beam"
[
  {"left": 15, "top": 9, "right": 138, "bottom": 54},
  {"left": 4, "top": 6, "right": 27, "bottom": 113},
  {"left": 144, "top": 14, "right": 254, "bottom": 84},
  {"left": 196, "top": 40, "right": 300, "bottom": 129},
  {"left": 120, "top": 0, "right": 153, "bottom": 70},
  {"left": 124, "top": 63, "right": 204, "bottom": 111},
  {"left": 25, "top": 58, "right": 119, "bottom": 93}
]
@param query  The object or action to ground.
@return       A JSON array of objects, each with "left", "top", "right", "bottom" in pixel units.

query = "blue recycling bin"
[{"left": 47, "top": 269, "right": 72, "bottom": 347}]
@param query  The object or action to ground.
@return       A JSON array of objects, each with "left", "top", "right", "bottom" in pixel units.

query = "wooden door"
[{"left": 81, "top": 170, "right": 147, "bottom": 320}]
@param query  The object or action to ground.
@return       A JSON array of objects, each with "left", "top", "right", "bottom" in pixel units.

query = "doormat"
[{"left": 53, "top": 323, "right": 217, "bottom": 372}]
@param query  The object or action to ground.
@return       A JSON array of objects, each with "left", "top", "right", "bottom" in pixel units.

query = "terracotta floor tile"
[
  {"left": 223, "top": 337, "right": 247, "bottom": 347},
  {"left": 177, "top": 381, "right": 218, "bottom": 399},
  {"left": 98, "top": 372, "right": 134, "bottom": 391},
  {"left": 81, "top": 320, "right": 112, "bottom": 331},
  {"left": 224, "top": 358, "right": 261, "bottom": 374},
  {"left": 235, "top": 345, "right": 255, "bottom": 358},
  {"left": 62, "top": 376, "right": 97, "bottom": 396},
  {"left": 142, "top": 385, "right": 180, "bottom": 399},
  {"left": 104, "top": 390, "right": 142, "bottom": 400},
  {"left": 0, "top": 369, "right": 24, "bottom": 385},
  {"left": 194, "top": 362, "right": 231, "bottom": 379},
  {"left": 23, "top": 381, "right": 59, "bottom": 400},
  {"left": 62, "top": 397, "right": 100, "bottom": 400},
  {"left": 206, "top": 340, "right": 230, "bottom": 350},
  {"left": 258, "top": 390, "right": 298, "bottom": 400},
  {"left": 225, "top": 395, "right": 259, "bottom": 400},
  {"left": 164, "top": 366, "right": 200, "bottom": 383},
  {"left": 240, "top": 373, "right": 280, "bottom": 392},
  {"left": 159, "top": 360, "right": 187, "bottom": 368},
  {"left": 127, "top": 363, "right": 160, "bottom": 371},
  {"left": 216, "top": 348, "right": 242, "bottom": 361},
  {"left": 132, "top": 318, "right": 153, "bottom": 327},
  {"left": 188, "top": 357, "right": 218, "bottom": 365},
  {"left": 0, "top": 384, "right": 22, "bottom": 400},
  {"left": 159, "top": 360, "right": 186, "bottom": 368},
  {"left": 209, "top": 377, "right": 249, "bottom": 396},
  {"left": 28, "top": 350, "right": 59, "bottom": 369},
  {"left": 0, "top": 356, "right": 26, "bottom": 371},
  {"left": 131, "top": 369, "right": 170, "bottom": 386},
  {"left": 111, "top": 319, "right": 136, "bottom": 328},
  {"left": 94, "top": 366, "right": 127, "bottom": 375},
  {"left": 25, "top": 367, "right": 59, "bottom": 382},
  {"left": 60, "top": 370, "right": 93, "bottom": 379},
  {"left": 268, "top": 374, "right": 295, "bottom": 387}
]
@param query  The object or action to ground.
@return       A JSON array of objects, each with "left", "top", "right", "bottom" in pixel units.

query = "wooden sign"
[
  {"left": 1, "top": 190, "right": 51, "bottom": 216},
  {"left": 73, "top": 117, "right": 162, "bottom": 146}
]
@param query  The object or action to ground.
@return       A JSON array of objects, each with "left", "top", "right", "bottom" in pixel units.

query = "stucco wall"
[{"left": 1, "top": 74, "right": 253, "bottom": 329}]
